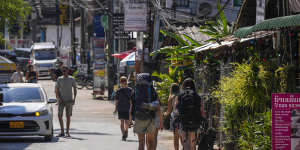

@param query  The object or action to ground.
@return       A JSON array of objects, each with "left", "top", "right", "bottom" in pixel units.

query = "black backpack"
[
  {"left": 178, "top": 89, "right": 202, "bottom": 131},
  {"left": 133, "top": 84, "right": 156, "bottom": 120}
]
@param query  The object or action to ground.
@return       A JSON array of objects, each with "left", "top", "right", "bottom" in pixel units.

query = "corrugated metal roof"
[
  {"left": 234, "top": 14, "right": 300, "bottom": 38},
  {"left": 192, "top": 31, "right": 273, "bottom": 53}
]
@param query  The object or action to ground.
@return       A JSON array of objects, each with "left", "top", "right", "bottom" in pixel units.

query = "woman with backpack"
[
  {"left": 176, "top": 78, "right": 206, "bottom": 150},
  {"left": 164, "top": 83, "right": 181, "bottom": 150},
  {"left": 114, "top": 76, "right": 133, "bottom": 141}
]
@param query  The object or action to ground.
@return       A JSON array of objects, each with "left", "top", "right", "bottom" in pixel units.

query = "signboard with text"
[
  {"left": 92, "top": 37, "right": 106, "bottom": 95},
  {"left": 124, "top": 0, "right": 148, "bottom": 31},
  {"left": 113, "top": 13, "right": 130, "bottom": 39},
  {"left": 272, "top": 93, "right": 300, "bottom": 150}
]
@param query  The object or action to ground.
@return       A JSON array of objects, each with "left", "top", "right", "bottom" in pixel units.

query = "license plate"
[{"left": 9, "top": 122, "right": 24, "bottom": 128}]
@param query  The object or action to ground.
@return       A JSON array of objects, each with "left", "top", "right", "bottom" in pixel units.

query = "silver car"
[{"left": 0, "top": 83, "right": 56, "bottom": 141}]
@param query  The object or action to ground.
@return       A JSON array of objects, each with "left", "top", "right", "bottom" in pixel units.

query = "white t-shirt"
[{"left": 11, "top": 72, "right": 24, "bottom": 83}]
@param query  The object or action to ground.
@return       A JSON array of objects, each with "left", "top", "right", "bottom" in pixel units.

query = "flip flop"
[{"left": 66, "top": 133, "right": 71, "bottom": 137}]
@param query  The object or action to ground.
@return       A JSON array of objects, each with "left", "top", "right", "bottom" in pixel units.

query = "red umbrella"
[{"left": 112, "top": 49, "right": 135, "bottom": 60}]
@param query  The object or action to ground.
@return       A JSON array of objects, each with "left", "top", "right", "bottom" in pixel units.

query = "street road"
[{"left": 0, "top": 80, "right": 173, "bottom": 150}]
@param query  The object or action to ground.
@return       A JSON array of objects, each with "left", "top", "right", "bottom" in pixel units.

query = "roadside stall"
[{"left": 0, "top": 55, "right": 16, "bottom": 83}]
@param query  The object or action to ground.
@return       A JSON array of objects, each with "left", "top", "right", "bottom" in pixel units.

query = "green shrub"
[
  {"left": 239, "top": 110, "right": 271, "bottom": 150},
  {"left": 212, "top": 59, "right": 277, "bottom": 149},
  {"left": 152, "top": 72, "right": 174, "bottom": 105}
]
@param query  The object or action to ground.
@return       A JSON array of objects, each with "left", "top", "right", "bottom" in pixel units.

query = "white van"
[{"left": 30, "top": 42, "right": 57, "bottom": 76}]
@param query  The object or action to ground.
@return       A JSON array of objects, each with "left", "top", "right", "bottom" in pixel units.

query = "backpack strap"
[{"left": 147, "top": 85, "right": 152, "bottom": 103}]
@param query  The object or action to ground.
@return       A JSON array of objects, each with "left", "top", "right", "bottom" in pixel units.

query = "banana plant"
[
  {"left": 150, "top": 30, "right": 201, "bottom": 104},
  {"left": 151, "top": 30, "right": 200, "bottom": 66},
  {"left": 199, "top": 0, "right": 233, "bottom": 42}
]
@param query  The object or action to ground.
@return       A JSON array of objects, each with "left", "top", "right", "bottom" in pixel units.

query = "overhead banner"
[
  {"left": 93, "top": 15, "right": 105, "bottom": 37},
  {"left": 272, "top": 93, "right": 300, "bottom": 150},
  {"left": 124, "top": 0, "right": 148, "bottom": 31}
]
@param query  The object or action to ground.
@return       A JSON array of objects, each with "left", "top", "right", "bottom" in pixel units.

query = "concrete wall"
[{"left": 45, "top": 25, "right": 81, "bottom": 48}]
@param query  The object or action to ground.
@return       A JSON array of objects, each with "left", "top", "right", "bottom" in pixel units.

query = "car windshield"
[
  {"left": 0, "top": 87, "right": 44, "bottom": 103},
  {"left": 15, "top": 50, "right": 30, "bottom": 58},
  {"left": 34, "top": 50, "right": 56, "bottom": 60}
]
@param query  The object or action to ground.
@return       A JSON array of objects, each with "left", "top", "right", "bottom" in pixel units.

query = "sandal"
[{"left": 66, "top": 133, "right": 71, "bottom": 137}]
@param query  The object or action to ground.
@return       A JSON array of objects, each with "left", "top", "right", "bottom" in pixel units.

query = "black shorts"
[{"left": 118, "top": 111, "right": 129, "bottom": 120}]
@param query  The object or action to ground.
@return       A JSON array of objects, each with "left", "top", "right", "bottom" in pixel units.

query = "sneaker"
[
  {"left": 124, "top": 131, "right": 128, "bottom": 139},
  {"left": 122, "top": 134, "right": 126, "bottom": 141}
]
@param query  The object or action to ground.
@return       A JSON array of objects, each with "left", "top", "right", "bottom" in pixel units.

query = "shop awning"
[
  {"left": 112, "top": 50, "right": 135, "bottom": 60},
  {"left": 192, "top": 41, "right": 235, "bottom": 53},
  {"left": 192, "top": 31, "right": 274, "bottom": 53},
  {"left": 120, "top": 52, "right": 135, "bottom": 67},
  {"left": 234, "top": 14, "right": 300, "bottom": 38}
]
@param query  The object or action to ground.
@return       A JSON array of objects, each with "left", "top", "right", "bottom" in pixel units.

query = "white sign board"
[
  {"left": 124, "top": 0, "right": 148, "bottom": 31},
  {"left": 79, "top": 64, "right": 88, "bottom": 74},
  {"left": 256, "top": 0, "right": 265, "bottom": 24}
]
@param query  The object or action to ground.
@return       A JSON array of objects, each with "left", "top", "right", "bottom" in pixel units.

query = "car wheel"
[{"left": 44, "top": 127, "right": 53, "bottom": 141}]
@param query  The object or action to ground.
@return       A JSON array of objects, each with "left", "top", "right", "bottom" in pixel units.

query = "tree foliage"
[
  {"left": 212, "top": 59, "right": 281, "bottom": 149},
  {"left": 199, "top": 0, "right": 233, "bottom": 42},
  {"left": 0, "top": 0, "right": 31, "bottom": 32}
]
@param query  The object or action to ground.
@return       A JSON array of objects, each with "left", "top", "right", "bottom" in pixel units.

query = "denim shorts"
[{"left": 28, "top": 79, "right": 37, "bottom": 83}]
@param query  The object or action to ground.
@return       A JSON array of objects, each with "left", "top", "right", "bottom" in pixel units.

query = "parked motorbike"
[
  {"left": 75, "top": 73, "right": 93, "bottom": 90},
  {"left": 49, "top": 64, "right": 77, "bottom": 81}
]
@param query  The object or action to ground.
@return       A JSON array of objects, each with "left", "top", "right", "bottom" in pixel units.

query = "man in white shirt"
[{"left": 10, "top": 66, "right": 24, "bottom": 83}]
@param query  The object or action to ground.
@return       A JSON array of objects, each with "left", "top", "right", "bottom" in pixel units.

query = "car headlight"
[{"left": 35, "top": 110, "right": 48, "bottom": 117}]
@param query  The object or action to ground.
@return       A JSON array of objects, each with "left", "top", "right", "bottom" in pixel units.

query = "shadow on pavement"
[
  {"left": 0, "top": 136, "right": 59, "bottom": 143},
  {"left": 63, "top": 136, "right": 86, "bottom": 140},
  {"left": 54, "top": 128, "right": 111, "bottom": 136},
  {"left": 0, "top": 136, "right": 59, "bottom": 150},
  {"left": 69, "top": 131, "right": 111, "bottom": 136},
  {"left": 126, "top": 139, "right": 139, "bottom": 143}
]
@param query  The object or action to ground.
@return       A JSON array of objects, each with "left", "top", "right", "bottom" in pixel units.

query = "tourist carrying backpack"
[
  {"left": 130, "top": 73, "right": 162, "bottom": 150},
  {"left": 164, "top": 83, "right": 182, "bottom": 150},
  {"left": 177, "top": 78, "right": 206, "bottom": 150},
  {"left": 114, "top": 76, "right": 132, "bottom": 141}
]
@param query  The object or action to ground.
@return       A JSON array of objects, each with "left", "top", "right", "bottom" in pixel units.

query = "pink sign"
[{"left": 272, "top": 93, "right": 300, "bottom": 150}]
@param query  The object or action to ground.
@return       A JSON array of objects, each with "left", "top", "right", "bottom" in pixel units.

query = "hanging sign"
[
  {"left": 124, "top": 0, "right": 148, "bottom": 31},
  {"left": 113, "top": 13, "right": 130, "bottom": 39},
  {"left": 272, "top": 93, "right": 300, "bottom": 150}
]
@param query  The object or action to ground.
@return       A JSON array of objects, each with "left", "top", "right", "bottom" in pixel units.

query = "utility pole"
[
  {"left": 70, "top": 0, "right": 76, "bottom": 66},
  {"left": 56, "top": 0, "right": 59, "bottom": 48},
  {"left": 80, "top": 8, "right": 86, "bottom": 64},
  {"left": 136, "top": 32, "right": 144, "bottom": 73},
  {"left": 152, "top": 0, "right": 160, "bottom": 51},
  {"left": 107, "top": 0, "right": 114, "bottom": 99}
]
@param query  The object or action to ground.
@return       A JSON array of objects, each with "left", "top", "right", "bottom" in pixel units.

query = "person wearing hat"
[{"left": 114, "top": 76, "right": 133, "bottom": 141}]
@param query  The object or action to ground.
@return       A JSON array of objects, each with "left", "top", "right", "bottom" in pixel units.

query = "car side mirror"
[{"left": 48, "top": 98, "right": 57, "bottom": 103}]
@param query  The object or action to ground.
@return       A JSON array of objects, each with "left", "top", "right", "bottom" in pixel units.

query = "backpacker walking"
[
  {"left": 114, "top": 76, "right": 133, "bottom": 141},
  {"left": 165, "top": 83, "right": 181, "bottom": 150},
  {"left": 177, "top": 78, "right": 206, "bottom": 150},
  {"left": 130, "top": 73, "right": 163, "bottom": 150}
]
